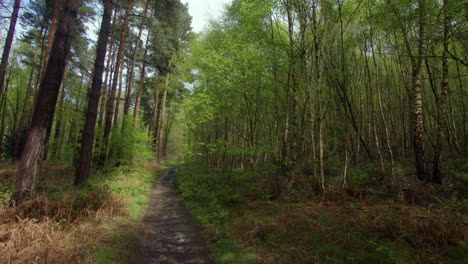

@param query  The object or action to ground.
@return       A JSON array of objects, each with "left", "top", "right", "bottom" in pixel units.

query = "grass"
[
  {"left": 0, "top": 161, "right": 161, "bottom": 264},
  {"left": 176, "top": 162, "right": 468, "bottom": 264}
]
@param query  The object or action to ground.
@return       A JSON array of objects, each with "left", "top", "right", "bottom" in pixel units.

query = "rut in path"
[{"left": 134, "top": 167, "right": 214, "bottom": 264}]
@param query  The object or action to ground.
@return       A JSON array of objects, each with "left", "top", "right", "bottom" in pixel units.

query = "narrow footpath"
[{"left": 134, "top": 167, "right": 213, "bottom": 264}]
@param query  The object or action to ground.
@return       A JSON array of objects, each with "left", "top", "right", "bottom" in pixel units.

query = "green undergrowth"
[{"left": 176, "top": 163, "right": 467, "bottom": 264}]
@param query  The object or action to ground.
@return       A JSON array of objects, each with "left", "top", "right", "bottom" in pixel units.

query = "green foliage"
[
  {"left": 0, "top": 182, "right": 13, "bottom": 205},
  {"left": 107, "top": 117, "right": 153, "bottom": 166},
  {"left": 347, "top": 168, "right": 372, "bottom": 188},
  {"left": 432, "top": 196, "right": 468, "bottom": 213}
]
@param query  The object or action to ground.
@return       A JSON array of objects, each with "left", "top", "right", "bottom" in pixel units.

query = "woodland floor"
[{"left": 133, "top": 167, "right": 214, "bottom": 264}]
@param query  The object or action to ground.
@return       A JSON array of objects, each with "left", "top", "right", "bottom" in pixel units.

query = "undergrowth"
[
  {"left": 0, "top": 161, "right": 160, "bottom": 264},
  {"left": 176, "top": 162, "right": 468, "bottom": 264}
]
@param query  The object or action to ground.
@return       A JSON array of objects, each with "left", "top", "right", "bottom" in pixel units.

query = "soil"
[{"left": 133, "top": 167, "right": 214, "bottom": 264}]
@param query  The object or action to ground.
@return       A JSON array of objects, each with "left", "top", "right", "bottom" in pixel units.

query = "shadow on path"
[{"left": 133, "top": 168, "right": 213, "bottom": 264}]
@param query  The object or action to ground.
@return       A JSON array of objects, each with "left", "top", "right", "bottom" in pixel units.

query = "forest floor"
[
  {"left": 0, "top": 161, "right": 161, "bottom": 263},
  {"left": 133, "top": 167, "right": 213, "bottom": 264},
  {"left": 176, "top": 161, "right": 468, "bottom": 264}
]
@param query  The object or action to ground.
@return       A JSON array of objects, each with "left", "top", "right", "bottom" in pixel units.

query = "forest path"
[{"left": 133, "top": 167, "right": 213, "bottom": 264}]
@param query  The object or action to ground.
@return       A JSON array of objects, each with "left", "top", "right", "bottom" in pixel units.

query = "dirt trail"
[{"left": 134, "top": 168, "right": 214, "bottom": 264}]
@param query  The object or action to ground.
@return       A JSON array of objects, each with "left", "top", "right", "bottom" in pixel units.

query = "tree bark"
[
  {"left": 0, "top": 0, "right": 21, "bottom": 97},
  {"left": 157, "top": 71, "right": 171, "bottom": 168},
  {"left": 134, "top": 33, "right": 150, "bottom": 121},
  {"left": 52, "top": 60, "right": 70, "bottom": 157},
  {"left": 124, "top": 0, "right": 150, "bottom": 117},
  {"left": 40, "top": 0, "right": 61, "bottom": 83},
  {"left": 150, "top": 81, "right": 160, "bottom": 147},
  {"left": 100, "top": 0, "right": 133, "bottom": 165},
  {"left": 0, "top": 68, "right": 12, "bottom": 152},
  {"left": 12, "top": 0, "right": 81, "bottom": 203},
  {"left": 75, "top": 0, "right": 114, "bottom": 186},
  {"left": 113, "top": 61, "right": 125, "bottom": 128},
  {"left": 411, "top": 0, "right": 429, "bottom": 182},
  {"left": 432, "top": 0, "right": 449, "bottom": 184},
  {"left": 393, "top": 0, "right": 429, "bottom": 182},
  {"left": 312, "top": 0, "right": 325, "bottom": 190},
  {"left": 98, "top": 10, "right": 116, "bottom": 126},
  {"left": 13, "top": 28, "right": 44, "bottom": 161}
]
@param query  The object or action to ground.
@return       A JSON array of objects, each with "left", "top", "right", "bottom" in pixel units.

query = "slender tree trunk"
[
  {"left": 363, "top": 38, "right": 385, "bottom": 174},
  {"left": 157, "top": 71, "right": 171, "bottom": 168},
  {"left": 52, "top": 61, "right": 70, "bottom": 157},
  {"left": 134, "top": 34, "right": 150, "bottom": 121},
  {"left": 342, "top": 145, "right": 349, "bottom": 188},
  {"left": 13, "top": 28, "right": 43, "bottom": 161},
  {"left": 432, "top": 0, "right": 449, "bottom": 184},
  {"left": 12, "top": 0, "right": 81, "bottom": 203},
  {"left": 40, "top": 0, "right": 61, "bottom": 83},
  {"left": 411, "top": 0, "right": 429, "bottom": 182},
  {"left": 98, "top": 11, "right": 116, "bottom": 126},
  {"left": 0, "top": 68, "right": 12, "bottom": 152},
  {"left": 151, "top": 82, "right": 160, "bottom": 147},
  {"left": 100, "top": 0, "right": 133, "bottom": 165},
  {"left": 372, "top": 37, "right": 395, "bottom": 182},
  {"left": 0, "top": 0, "right": 21, "bottom": 97},
  {"left": 312, "top": 0, "right": 324, "bottom": 190},
  {"left": 30, "top": 33, "right": 47, "bottom": 121},
  {"left": 124, "top": 0, "right": 150, "bottom": 117},
  {"left": 75, "top": 0, "right": 113, "bottom": 186},
  {"left": 394, "top": 0, "right": 429, "bottom": 182},
  {"left": 113, "top": 61, "right": 125, "bottom": 128}
]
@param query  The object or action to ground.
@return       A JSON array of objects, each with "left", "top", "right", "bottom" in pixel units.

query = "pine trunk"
[
  {"left": 157, "top": 72, "right": 170, "bottom": 168},
  {"left": 100, "top": 0, "right": 133, "bottom": 165},
  {"left": 0, "top": 0, "right": 21, "bottom": 96},
  {"left": 52, "top": 61, "right": 70, "bottom": 157},
  {"left": 75, "top": 0, "right": 113, "bottom": 186},
  {"left": 13, "top": 29, "right": 43, "bottom": 161},
  {"left": 40, "top": 0, "right": 61, "bottom": 83},
  {"left": 134, "top": 34, "right": 150, "bottom": 121},
  {"left": 124, "top": 0, "right": 150, "bottom": 117},
  {"left": 12, "top": 0, "right": 81, "bottom": 203}
]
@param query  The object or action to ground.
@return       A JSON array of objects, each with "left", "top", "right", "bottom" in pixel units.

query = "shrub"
[{"left": 107, "top": 117, "right": 153, "bottom": 166}]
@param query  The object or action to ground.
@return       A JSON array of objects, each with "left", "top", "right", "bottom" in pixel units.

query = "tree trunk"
[
  {"left": 52, "top": 60, "right": 70, "bottom": 157},
  {"left": 432, "top": 0, "right": 449, "bottom": 184},
  {"left": 0, "top": 0, "right": 21, "bottom": 97},
  {"left": 411, "top": 0, "right": 429, "bottom": 182},
  {"left": 40, "top": 0, "right": 61, "bottom": 83},
  {"left": 98, "top": 10, "right": 116, "bottom": 126},
  {"left": 124, "top": 0, "right": 150, "bottom": 117},
  {"left": 0, "top": 68, "right": 12, "bottom": 152},
  {"left": 157, "top": 71, "right": 171, "bottom": 168},
  {"left": 151, "top": 82, "right": 160, "bottom": 147},
  {"left": 134, "top": 34, "right": 150, "bottom": 121},
  {"left": 75, "top": 0, "right": 113, "bottom": 186},
  {"left": 394, "top": 0, "right": 429, "bottom": 182},
  {"left": 13, "top": 28, "right": 44, "bottom": 161},
  {"left": 100, "top": 0, "right": 133, "bottom": 165},
  {"left": 113, "top": 61, "right": 125, "bottom": 128},
  {"left": 312, "top": 0, "right": 325, "bottom": 190},
  {"left": 12, "top": 0, "right": 81, "bottom": 203}
]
